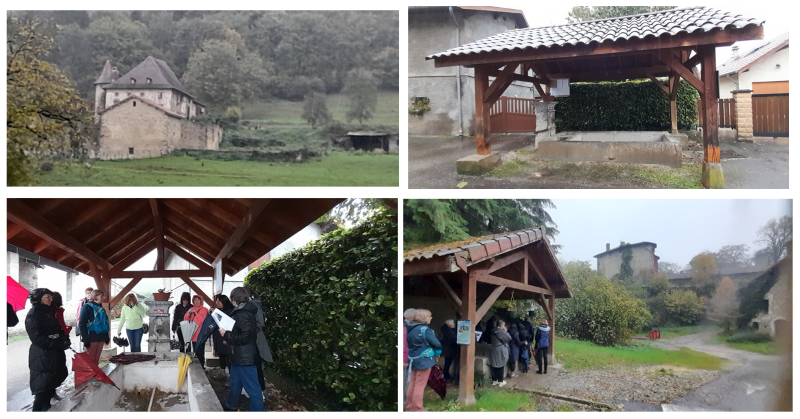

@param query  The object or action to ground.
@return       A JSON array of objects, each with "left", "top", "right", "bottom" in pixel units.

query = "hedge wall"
[
  {"left": 555, "top": 79, "right": 700, "bottom": 131},
  {"left": 245, "top": 210, "right": 397, "bottom": 411}
]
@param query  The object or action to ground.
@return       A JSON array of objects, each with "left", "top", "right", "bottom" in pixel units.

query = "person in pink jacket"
[{"left": 184, "top": 295, "right": 208, "bottom": 368}]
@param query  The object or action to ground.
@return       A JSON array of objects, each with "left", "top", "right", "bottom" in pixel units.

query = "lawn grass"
[
  {"left": 557, "top": 337, "right": 723, "bottom": 370},
  {"left": 422, "top": 386, "right": 536, "bottom": 412},
  {"left": 714, "top": 332, "right": 777, "bottom": 355},
  {"left": 637, "top": 325, "right": 702, "bottom": 339},
  {"left": 34, "top": 152, "right": 399, "bottom": 186},
  {"left": 241, "top": 91, "right": 399, "bottom": 126}
]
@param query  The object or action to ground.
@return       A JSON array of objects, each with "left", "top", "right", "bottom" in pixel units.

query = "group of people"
[
  {"left": 402, "top": 308, "right": 552, "bottom": 412},
  {"left": 484, "top": 316, "right": 551, "bottom": 386},
  {"left": 22, "top": 285, "right": 272, "bottom": 412}
]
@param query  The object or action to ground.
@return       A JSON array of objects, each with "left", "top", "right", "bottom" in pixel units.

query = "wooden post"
[
  {"left": 669, "top": 71, "right": 679, "bottom": 134},
  {"left": 548, "top": 295, "right": 555, "bottom": 356},
  {"left": 458, "top": 271, "right": 477, "bottom": 405},
  {"left": 700, "top": 45, "right": 724, "bottom": 188},
  {"left": 474, "top": 65, "right": 491, "bottom": 154}
]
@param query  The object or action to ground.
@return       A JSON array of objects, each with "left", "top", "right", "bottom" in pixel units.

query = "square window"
[
  {"left": 129, "top": 147, "right": 134, "bottom": 155},
  {"left": 133, "top": 101, "right": 137, "bottom": 107},
  {"left": 158, "top": 92, "right": 163, "bottom": 99}
]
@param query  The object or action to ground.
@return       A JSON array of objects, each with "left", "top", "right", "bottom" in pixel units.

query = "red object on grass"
[
  {"left": 72, "top": 351, "right": 120, "bottom": 389},
  {"left": 427, "top": 364, "right": 447, "bottom": 399},
  {"left": 7, "top": 276, "right": 30, "bottom": 312}
]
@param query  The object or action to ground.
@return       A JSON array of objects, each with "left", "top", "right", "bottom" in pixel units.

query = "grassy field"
[
  {"left": 422, "top": 387, "right": 538, "bottom": 412},
  {"left": 557, "top": 337, "right": 724, "bottom": 370},
  {"left": 715, "top": 332, "right": 777, "bottom": 355},
  {"left": 35, "top": 152, "right": 399, "bottom": 186},
  {"left": 241, "top": 91, "right": 399, "bottom": 126},
  {"left": 636, "top": 325, "right": 702, "bottom": 339}
]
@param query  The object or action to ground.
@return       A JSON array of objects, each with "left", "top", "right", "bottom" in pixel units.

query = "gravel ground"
[
  {"left": 206, "top": 368, "right": 306, "bottom": 411},
  {"left": 544, "top": 365, "right": 722, "bottom": 407}
]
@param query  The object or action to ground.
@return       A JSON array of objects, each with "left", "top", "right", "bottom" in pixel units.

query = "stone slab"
[{"left": 456, "top": 151, "right": 501, "bottom": 175}]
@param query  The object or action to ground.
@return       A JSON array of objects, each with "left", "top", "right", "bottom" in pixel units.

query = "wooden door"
[{"left": 752, "top": 94, "right": 789, "bottom": 137}]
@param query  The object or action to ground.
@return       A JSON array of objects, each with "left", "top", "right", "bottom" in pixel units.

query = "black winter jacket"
[
  {"left": 224, "top": 303, "right": 259, "bottom": 366},
  {"left": 172, "top": 302, "right": 191, "bottom": 333},
  {"left": 211, "top": 307, "right": 234, "bottom": 355},
  {"left": 439, "top": 325, "right": 459, "bottom": 359},
  {"left": 26, "top": 304, "right": 69, "bottom": 395}
]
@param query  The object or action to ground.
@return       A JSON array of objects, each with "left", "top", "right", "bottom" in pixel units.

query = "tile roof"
[
  {"left": 427, "top": 6, "right": 763, "bottom": 60},
  {"left": 94, "top": 60, "right": 115, "bottom": 85},
  {"left": 404, "top": 227, "right": 548, "bottom": 263},
  {"left": 593, "top": 241, "right": 657, "bottom": 258},
  {"left": 718, "top": 32, "right": 789, "bottom": 76},
  {"left": 105, "top": 56, "right": 193, "bottom": 98}
]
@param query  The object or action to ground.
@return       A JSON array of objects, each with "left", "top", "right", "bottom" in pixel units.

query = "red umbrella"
[
  {"left": 72, "top": 351, "right": 120, "bottom": 390},
  {"left": 7, "top": 276, "right": 29, "bottom": 312}
]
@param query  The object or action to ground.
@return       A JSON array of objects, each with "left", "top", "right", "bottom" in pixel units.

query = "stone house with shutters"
[
  {"left": 594, "top": 241, "right": 659, "bottom": 284},
  {"left": 92, "top": 57, "right": 222, "bottom": 159}
]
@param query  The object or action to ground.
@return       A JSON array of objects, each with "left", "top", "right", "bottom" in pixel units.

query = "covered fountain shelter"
[
  {"left": 7, "top": 198, "right": 343, "bottom": 307},
  {"left": 404, "top": 227, "right": 571, "bottom": 405},
  {"left": 426, "top": 7, "right": 764, "bottom": 188}
]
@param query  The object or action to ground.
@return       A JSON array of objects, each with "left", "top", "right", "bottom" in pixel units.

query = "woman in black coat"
[
  {"left": 507, "top": 324, "right": 522, "bottom": 378},
  {"left": 212, "top": 294, "right": 235, "bottom": 371},
  {"left": 172, "top": 292, "right": 191, "bottom": 353},
  {"left": 439, "top": 320, "right": 459, "bottom": 382},
  {"left": 25, "top": 288, "right": 70, "bottom": 411}
]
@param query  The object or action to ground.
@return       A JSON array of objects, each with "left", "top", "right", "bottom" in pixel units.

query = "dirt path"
[{"left": 653, "top": 328, "right": 785, "bottom": 411}]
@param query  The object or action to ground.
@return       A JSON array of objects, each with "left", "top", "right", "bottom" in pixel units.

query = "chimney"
[
  {"left": 111, "top": 67, "right": 120, "bottom": 81},
  {"left": 732, "top": 46, "right": 740, "bottom": 59},
  {"left": 606, "top": 243, "right": 610, "bottom": 251}
]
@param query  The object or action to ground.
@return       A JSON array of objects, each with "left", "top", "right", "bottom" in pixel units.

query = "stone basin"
[
  {"left": 536, "top": 131, "right": 687, "bottom": 167},
  {"left": 49, "top": 352, "right": 222, "bottom": 412}
]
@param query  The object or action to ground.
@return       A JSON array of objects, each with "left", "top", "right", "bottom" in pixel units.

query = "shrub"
[
  {"left": 663, "top": 290, "right": 706, "bottom": 325},
  {"left": 555, "top": 79, "right": 699, "bottom": 131},
  {"left": 224, "top": 106, "right": 243, "bottom": 123},
  {"left": 724, "top": 331, "right": 772, "bottom": 343},
  {"left": 245, "top": 210, "right": 397, "bottom": 411},
  {"left": 270, "top": 76, "right": 326, "bottom": 101},
  {"left": 557, "top": 261, "right": 651, "bottom": 346}
]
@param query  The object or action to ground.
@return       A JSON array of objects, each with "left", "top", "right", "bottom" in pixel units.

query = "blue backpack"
[{"left": 88, "top": 304, "right": 110, "bottom": 334}]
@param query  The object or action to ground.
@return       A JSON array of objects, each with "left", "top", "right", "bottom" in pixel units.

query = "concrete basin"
[{"left": 537, "top": 131, "right": 687, "bottom": 167}]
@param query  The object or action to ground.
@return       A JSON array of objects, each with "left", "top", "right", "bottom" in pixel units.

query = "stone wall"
[
  {"left": 96, "top": 99, "right": 221, "bottom": 160},
  {"left": 732, "top": 90, "right": 753, "bottom": 140}
]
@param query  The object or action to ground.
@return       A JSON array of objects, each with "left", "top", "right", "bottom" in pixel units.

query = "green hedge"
[
  {"left": 555, "top": 79, "right": 699, "bottom": 131},
  {"left": 245, "top": 211, "right": 398, "bottom": 411}
]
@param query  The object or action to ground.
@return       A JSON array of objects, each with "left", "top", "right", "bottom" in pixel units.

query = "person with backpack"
[
  {"left": 117, "top": 293, "right": 148, "bottom": 352},
  {"left": 75, "top": 287, "right": 93, "bottom": 351},
  {"left": 79, "top": 289, "right": 111, "bottom": 366},
  {"left": 405, "top": 308, "right": 441, "bottom": 412},
  {"left": 534, "top": 319, "right": 551, "bottom": 374}
]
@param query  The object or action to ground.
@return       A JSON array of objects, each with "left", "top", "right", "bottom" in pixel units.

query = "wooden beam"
[
  {"left": 108, "top": 277, "right": 143, "bottom": 307},
  {"left": 669, "top": 71, "right": 679, "bottom": 133},
  {"left": 458, "top": 272, "right": 477, "bottom": 405},
  {"left": 109, "top": 239, "right": 157, "bottom": 276},
  {"left": 213, "top": 199, "right": 272, "bottom": 266},
  {"left": 432, "top": 25, "right": 763, "bottom": 68},
  {"left": 162, "top": 227, "right": 217, "bottom": 265},
  {"left": 648, "top": 74, "right": 670, "bottom": 95},
  {"left": 104, "top": 231, "right": 155, "bottom": 266},
  {"left": 546, "top": 65, "right": 672, "bottom": 82},
  {"left": 483, "top": 63, "right": 518, "bottom": 106},
  {"left": 533, "top": 293, "right": 552, "bottom": 320},
  {"left": 478, "top": 272, "right": 552, "bottom": 295},
  {"left": 487, "top": 251, "right": 526, "bottom": 274},
  {"left": 113, "top": 269, "right": 213, "bottom": 279},
  {"left": 403, "top": 256, "right": 459, "bottom": 277},
  {"left": 527, "top": 256, "right": 552, "bottom": 292},
  {"left": 548, "top": 295, "right": 555, "bottom": 355},
  {"left": 7, "top": 199, "right": 111, "bottom": 270},
  {"left": 33, "top": 239, "right": 50, "bottom": 254},
  {"left": 163, "top": 239, "right": 212, "bottom": 271},
  {"left": 476, "top": 285, "right": 506, "bottom": 322},
  {"left": 523, "top": 255, "right": 529, "bottom": 285},
  {"left": 150, "top": 199, "right": 165, "bottom": 271},
  {"left": 682, "top": 51, "right": 703, "bottom": 70},
  {"left": 61, "top": 199, "right": 112, "bottom": 233},
  {"left": 179, "top": 276, "right": 214, "bottom": 307},
  {"left": 656, "top": 50, "right": 704, "bottom": 93},
  {"left": 434, "top": 274, "right": 462, "bottom": 311},
  {"left": 185, "top": 198, "right": 241, "bottom": 227},
  {"left": 82, "top": 200, "right": 149, "bottom": 246},
  {"left": 161, "top": 200, "right": 233, "bottom": 240},
  {"left": 7, "top": 223, "right": 24, "bottom": 240},
  {"left": 474, "top": 64, "right": 492, "bottom": 154},
  {"left": 528, "top": 63, "right": 550, "bottom": 84}
]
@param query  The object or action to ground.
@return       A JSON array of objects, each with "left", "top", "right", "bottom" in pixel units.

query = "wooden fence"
[
  {"left": 752, "top": 94, "right": 789, "bottom": 137},
  {"left": 490, "top": 97, "right": 539, "bottom": 133},
  {"left": 697, "top": 98, "right": 736, "bottom": 128}
]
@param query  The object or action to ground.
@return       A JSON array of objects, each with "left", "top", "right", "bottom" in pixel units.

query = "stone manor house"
[{"left": 92, "top": 56, "right": 222, "bottom": 159}]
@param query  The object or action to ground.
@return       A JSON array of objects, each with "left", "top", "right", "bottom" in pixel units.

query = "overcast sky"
[
  {"left": 514, "top": 2, "right": 788, "bottom": 67},
  {"left": 548, "top": 199, "right": 792, "bottom": 267}
]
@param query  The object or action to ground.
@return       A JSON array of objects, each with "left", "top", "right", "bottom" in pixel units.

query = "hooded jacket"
[
  {"left": 507, "top": 324, "right": 522, "bottom": 362},
  {"left": 79, "top": 301, "right": 110, "bottom": 343},
  {"left": 439, "top": 324, "right": 459, "bottom": 359},
  {"left": 534, "top": 324, "right": 551, "bottom": 349},
  {"left": 172, "top": 292, "right": 192, "bottom": 333},
  {"left": 488, "top": 327, "right": 511, "bottom": 368},
  {"left": 184, "top": 305, "right": 208, "bottom": 342},
  {"left": 224, "top": 302, "right": 259, "bottom": 366},
  {"left": 26, "top": 303, "right": 69, "bottom": 395},
  {"left": 247, "top": 299, "right": 274, "bottom": 363},
  {"left": 406, "top": 321, "right": 442, "bottom": 370}
]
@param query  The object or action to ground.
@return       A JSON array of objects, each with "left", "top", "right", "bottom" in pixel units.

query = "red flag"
[{"left": 72, "top": 352, "right": 120, "bottom": 389}]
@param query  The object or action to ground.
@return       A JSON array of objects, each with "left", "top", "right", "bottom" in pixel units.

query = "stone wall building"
[
  {"left": 409, "top": 6, "right": 551, "bottom": 136},
  {"left": 594, "top": 241, "right": 659, "bottom": 283},
  {"left": 92, "top": 57, "right": 221, "bottom": 160},
  {"left": 750, "top": 253, "right": 792, "bottom": 338}
]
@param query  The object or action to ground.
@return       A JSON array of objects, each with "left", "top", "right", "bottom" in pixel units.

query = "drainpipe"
[
  {"left": 449, "top": 6, "right": 463, "bottom": 137},
  {"left": 725, "top": 74, "right": 739, "bottom": 90}
]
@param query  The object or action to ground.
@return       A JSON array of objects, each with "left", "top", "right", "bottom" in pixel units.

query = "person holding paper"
[
  {"left": 219, "top": 287, "right": 264, "bottom": 411},
  {"left": 213, "top": 295, "right": 235, "bottom": 373}
]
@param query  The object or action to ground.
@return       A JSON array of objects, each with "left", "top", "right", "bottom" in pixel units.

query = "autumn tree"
[
  {"left": 708, "top": 277, "right": 738, "bottom": 331},
  {"left": 343, "top": 68, "right": 378, "bottom": 124},
  {"left": 566, "top": 6, "right": 676, "bottom": 23},
  {"left": 756, "top": 216, "right": 792, "bottom": 264},
  {"left": 663, "top": 289, "right": 706, "bottom": 325},
  {"left": 7, "top": 15, "right": 94, "bottom": 186},
  {"left": 690, "top": 251, "right": 718, "bottom": 298},
  {"left": 302, "top": 92, "right": 332, "bottom": 129}
]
